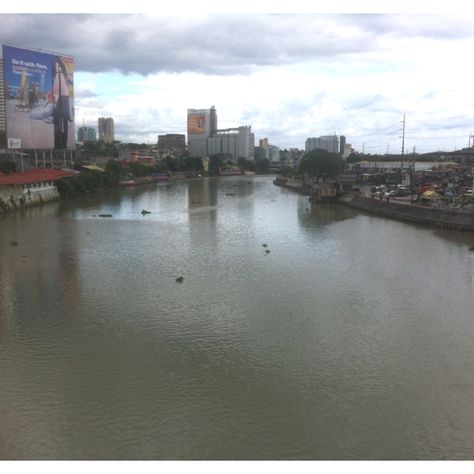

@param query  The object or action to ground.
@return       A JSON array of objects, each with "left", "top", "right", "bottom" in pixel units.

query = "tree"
[
  {"left": 298, "top": 149, "right": 345, "bottom": 181},
  {"left": 0, "top": 160, "right": 17, "bottom": 174},
  {"left": 209, "top": 154, "right": 225, "bottom": 176},
  {"left": 255, "top": 158, "right": 270, "bottom": 173},
  {"left": 238, "top": 157, "right": 256, "bottom": 172},
  {"left": 105, "top": 159, "right": 121, "bottom": 184}
]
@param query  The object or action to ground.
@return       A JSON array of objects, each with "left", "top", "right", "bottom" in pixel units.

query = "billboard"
[
  {"left": 187, "top": 112, "right": 207, "bottom": 135},
  {"left": 3, "top": 45, "right": 75, "bottom": 150}
]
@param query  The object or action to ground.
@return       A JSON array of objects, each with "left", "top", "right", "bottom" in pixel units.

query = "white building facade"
[{"left": 305, "top": 135, "right": 340, "bottom": 154}]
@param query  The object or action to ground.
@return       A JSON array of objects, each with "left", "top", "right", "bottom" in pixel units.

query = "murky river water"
[{"left": 1, "top": 176, "right": 474, "bottom": 459}]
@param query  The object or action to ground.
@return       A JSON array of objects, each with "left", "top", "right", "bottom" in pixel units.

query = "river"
[{"left": 1, "top": 176, "right": 474, "bottom": 460}]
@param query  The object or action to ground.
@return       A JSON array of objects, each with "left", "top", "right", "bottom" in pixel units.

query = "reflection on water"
[{"left": 1, "top": 176, "right": 474, "bottom": 460}]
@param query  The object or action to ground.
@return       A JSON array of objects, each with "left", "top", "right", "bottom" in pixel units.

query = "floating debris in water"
[
  {"left": 262, "top": 243, "right": 268, "bottom": 247},
  {"left": 141, "top": 209, "right": 151, "bottom": 215},
  {"left": 10, "top": 241, "right": 18, "bottom": 246},
  {"left": 265, "top": 249, "right": 270, "bottom": 254},
  {"left": 98, "top": 214, "right": 113, "bottom": 218},
  {"left": 469, "top": 246, "right": 474, "bottom": 252},
  {"left": 176, "top": 276, "right": 184, "bottom": 284}
]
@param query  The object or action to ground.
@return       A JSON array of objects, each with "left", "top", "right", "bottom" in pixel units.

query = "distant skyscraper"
[
  {"left": 78, "top": 126, "right": 97, "bottom": 143},
  {"left": 98, "top": 117, "right": 114, "bottom": 143}
]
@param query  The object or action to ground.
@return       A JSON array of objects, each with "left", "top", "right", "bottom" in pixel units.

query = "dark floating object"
[
  {"left": 265, "top": 249, "right": 270, "bottom": 254},
  {"left": 176, "top": 276, "right": 184, "bottom": 284},
  {"left": 469, "top": 246, "right": 474, "bottom": 252},
  {"left": 10, "top": 241, "right": 18, "bottom": 246},
  {"left": 98, "top": 214, "right": 113, "bottom": 218},
  {"left": 225, "top": 193, "right": 235, "bottom": 196},
  {"left": 141, "top": 209, "right": 151, "bottom": 215},
  {"left": 262, "top": 243, "right": 268, "bottom": 247}
]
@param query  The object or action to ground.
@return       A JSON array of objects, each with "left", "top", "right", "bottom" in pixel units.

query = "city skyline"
[{"left": 2, "top": 8, "right": 474, "bottom": 153}]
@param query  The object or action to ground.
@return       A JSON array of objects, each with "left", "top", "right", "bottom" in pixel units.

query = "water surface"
[{"left": 1, "top": 176, "right": 474, "bottom": 459}]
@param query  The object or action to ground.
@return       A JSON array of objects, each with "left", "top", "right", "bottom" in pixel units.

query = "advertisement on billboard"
[
  {"left": 3, "top": 45, "right": 75, "bottom": 150},
  {"left": 187, "top": 113, "right": 207, "bottom": 135}
]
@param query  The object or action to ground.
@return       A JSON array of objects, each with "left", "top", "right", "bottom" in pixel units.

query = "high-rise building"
[
  {"left": 305, "top": 135, "right": 341, "bottom": 154},
  {"left": 98, "top": 117, "right": 114, "bottom": 143},
  {"left": 187, "top": 106, "right": 254, "bottom": 161},
  {"left": 78, "top": 126, "right": 97, "bottom": 143},
  {"left": 187, "top": 106, "right": 217, "bottom": 157}
]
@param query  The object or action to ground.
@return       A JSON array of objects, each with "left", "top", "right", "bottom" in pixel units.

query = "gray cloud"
[
  {"left": 3, "top": 13, "right": 470, "bottom": 76},
  {"left": 75, "top": 89, "right": 99, "bottom": 98}
]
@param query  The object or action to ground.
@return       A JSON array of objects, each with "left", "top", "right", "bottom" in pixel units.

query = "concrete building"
[
  {"left": 280, "top": 148, "right": 305, "bottom": 169},
  {"left": 256, "top": 137, "right": 279, "bottom": 162},
  {"left": 78, "top": 126, "right": 97, "bottom": 143},
  {"left": 343, "top": 143, "right": 354, "bottom": 159},
  {"left": 188, "top": 106, "right": 254, "bottom": 161},
  {"left": 305, "top": 135, "right": 341, "bottom": 154},
  {"left": 158, "top": 134, "right": 186, "bottom": 156},
  {"left": 98, "top": 117, "right": 115, "bottom": 143},
  {"left": 208, "top": 126, "right": 255, "bottom": 162},
  {"left": 187, "top": 106, "right": 217, "bottom": 158}
]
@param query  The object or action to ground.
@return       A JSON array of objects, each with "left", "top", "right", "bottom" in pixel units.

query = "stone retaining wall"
[
  {"left": 341, "top": 195, "right": 474, "bottom": 231},
  {"left": 0, "top": 184, "right": 60, "bottom": 214}
]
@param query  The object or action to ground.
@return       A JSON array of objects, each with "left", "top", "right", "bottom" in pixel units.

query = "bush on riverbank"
[
  {"left": 57, "top": 160, "right": 121, "bottom": 198},
  {"left": 57, "top": 171, "right": 108, "bottom": 197}
]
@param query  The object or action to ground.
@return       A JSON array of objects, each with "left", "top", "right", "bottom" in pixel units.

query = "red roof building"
[{"left": 0, "top": 168, "right": 76, "bottom": 187}]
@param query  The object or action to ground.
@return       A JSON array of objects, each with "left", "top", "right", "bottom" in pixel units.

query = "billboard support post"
[
  {"left": 34, "top": 149, "right": 38, "bottom": 168},
  {"left": 42, "top": 150, "right": 46, "bottom": 168}
]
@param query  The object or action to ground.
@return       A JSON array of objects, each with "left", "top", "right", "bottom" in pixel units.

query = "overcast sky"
[{"left": 2, "top": 6, "right": 474, "bottom": 153}]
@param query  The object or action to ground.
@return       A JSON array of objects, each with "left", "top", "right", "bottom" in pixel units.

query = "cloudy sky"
[{"left": 2, "top": 5, "right": 474, "bottom": 153}]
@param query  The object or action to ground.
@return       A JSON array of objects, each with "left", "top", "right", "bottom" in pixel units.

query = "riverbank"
[
  {"left": 273, "top": 178, "right": 474, "bottom": 231},
  {"left": 339, "top": 193, "right": 474, "bottom": 231}
]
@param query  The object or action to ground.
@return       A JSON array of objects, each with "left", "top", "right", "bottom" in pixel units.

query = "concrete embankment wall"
[
  {"left": 0, "top": 185, "right": 60, "bottom": 214},
  {"left": 341, "top": 195, "right": 474, "bottom": 231}
]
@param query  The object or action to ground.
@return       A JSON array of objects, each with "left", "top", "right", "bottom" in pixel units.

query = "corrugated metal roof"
[
  {"left": 81, "top": 165, "right": 105, "bottom": 172},
  {"left": 0, "top": 168, "right": 77, "bottom": 186}
]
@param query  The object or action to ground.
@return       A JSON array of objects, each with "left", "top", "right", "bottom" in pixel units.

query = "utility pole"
[{"left": 400, "top": 114, "right": 406, "bottom": 169}]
